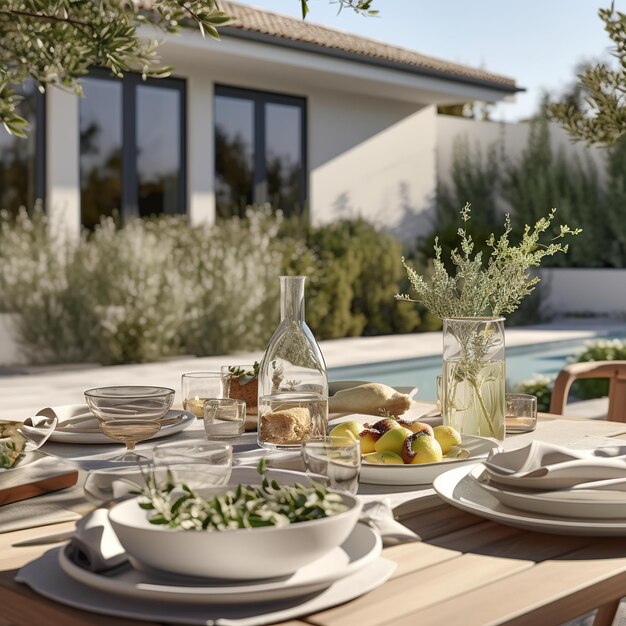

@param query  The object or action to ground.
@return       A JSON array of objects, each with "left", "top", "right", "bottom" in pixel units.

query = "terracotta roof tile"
[
  {"left": 219, "top": 1, "right": 518, "bottom": 92},
  {"left": 137, "top": 0, "right": 518, "bottom": 92}
]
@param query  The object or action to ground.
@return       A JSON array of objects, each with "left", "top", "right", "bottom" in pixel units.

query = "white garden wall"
[{"left": 539, "top": 268, "right": 626, "bottom": 317}]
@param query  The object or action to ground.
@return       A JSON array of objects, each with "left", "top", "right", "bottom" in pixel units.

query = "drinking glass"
[
  {"left": 182, "top": 372, "right": 231, "bottom": 418},
  {"left": 85, "top": 386, "right": 174, "bottom": 462},
  {"left": 204, "top": 398, "right": 246, "bottom": 440},
  {"left": 505, "top": 393, "right": 538, "bottom": 433},
  {"left": 152, "top": 439, "right": 233, "bottom": 490},
  {"left": 301, "top": 437, "right": 361, "bottom": 494}
]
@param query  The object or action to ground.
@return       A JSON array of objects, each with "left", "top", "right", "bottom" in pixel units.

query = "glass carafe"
[{"left": 258, "top": 276, "right": 328, "bottom": 449}]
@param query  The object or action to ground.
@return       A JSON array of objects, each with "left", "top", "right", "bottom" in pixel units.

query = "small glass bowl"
[{"left": 84, "top": 386, "right": 175, "bottom": 421}]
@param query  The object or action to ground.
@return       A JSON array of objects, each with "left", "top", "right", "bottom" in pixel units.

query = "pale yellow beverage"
[
  {"left": 443, "top": 359, "right": 505, "bottom": 441},
  {"left": 183, "top": 396, "right": 208, "bottom": 418},
  {"left": 99, "top": 420, "right": 161, "bottom": 448}
]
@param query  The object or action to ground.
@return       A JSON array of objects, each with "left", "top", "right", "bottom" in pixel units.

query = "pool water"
[{"left": 328, "top": 337, "right": 623, "bottom": 402}]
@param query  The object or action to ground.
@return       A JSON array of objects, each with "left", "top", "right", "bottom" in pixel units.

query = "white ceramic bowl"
[{"left": 108, "top": 472, "right": 362, "bottom": 580}]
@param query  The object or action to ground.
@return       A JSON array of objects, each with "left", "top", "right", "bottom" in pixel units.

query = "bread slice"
[{"left": 329, "top": 383, "right": 412, "bottom": 416}]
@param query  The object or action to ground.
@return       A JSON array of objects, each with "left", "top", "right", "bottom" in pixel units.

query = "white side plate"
[
  {"left": 472, "top": 466, "right": 626, "bottom": 520},
  {"left": 433, "top": 463, "right": 626, "bottom": 536},
  {"left": 359, "top": 435, "right": 500, "bottom": 486},
  {"left": 47, "top": 406, "right": 195, "bottom": 444}
]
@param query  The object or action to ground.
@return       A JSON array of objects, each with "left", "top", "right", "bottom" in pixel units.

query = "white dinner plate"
[
  {"left": 19, "top": 548, "right": 395, "bottom": 626},
  {"left": 433, "top": 463, "right": 626, "bottom": 536},
  {"left": 359, "top": 435, "right": 500, "bottom": 486},
  {"left": 58, "top": 522, "right": 381, "bottom": 604},
  {"left": 328, "top": 381, "right": 418, "bottom": 399},
  {"left": 46, "top": 407, "right": 195, "bottom": 444},
  {"left": 472, "top": 467, "right": 626, "bottom": 520}
]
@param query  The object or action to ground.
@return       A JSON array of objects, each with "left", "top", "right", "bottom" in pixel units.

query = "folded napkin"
[
  {"left": 360, "top": 500, "right": 419, "bottom": 546},
  {"left": 485, "top": 440, "right": 626, "bottom": 491},
  {"left": 37, "top": 405, "right": 91, "bottom": 421},
  {"left": 66, "top": 508, "right": 126, "bottom": 572}
]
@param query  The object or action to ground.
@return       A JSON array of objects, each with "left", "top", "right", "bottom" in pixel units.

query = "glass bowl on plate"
[{"left": 84, "top": 386, "right": 175, "bottom": 461}]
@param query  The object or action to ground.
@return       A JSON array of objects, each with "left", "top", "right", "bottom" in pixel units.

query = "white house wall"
[
  {"left": 108, "top": 37, "right": 439, "bottom": 238},
  {"left": 44, "top": 32, "right": 522, "bottom": 238},
  {"left": 46, "top": 88, "right": 81, "bottom": 241},
  {"left": 310, "top": 97, "right": 436, "bottom": 238}
]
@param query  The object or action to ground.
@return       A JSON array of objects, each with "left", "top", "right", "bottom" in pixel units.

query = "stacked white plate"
[
  {"left": 17, "top": 522, "right": 395, "bottom": 626},
  {"left": 433, "top": 464, "right": 626, "bottom": 536},
  {"left": 58, "top": 522, "right": 382, "bottom": 604}
]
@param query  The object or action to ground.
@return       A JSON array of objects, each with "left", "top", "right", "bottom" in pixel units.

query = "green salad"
[
  {"left": 0, "top": 421, "right": 26, "bottom": 469},
  {"left": 140, "top": 459, "right": 348, "bottom": 531}
]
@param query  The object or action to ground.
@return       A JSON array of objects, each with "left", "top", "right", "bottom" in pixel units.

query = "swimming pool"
[{"left": 328, "top": 336, "right": 624, "bottom": 402}]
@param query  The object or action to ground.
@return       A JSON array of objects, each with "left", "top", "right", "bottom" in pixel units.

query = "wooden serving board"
[{"left": 0, "top": 453, "right": 79, "bottom": 506}]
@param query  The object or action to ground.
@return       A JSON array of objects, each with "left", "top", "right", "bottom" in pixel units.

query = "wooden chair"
[
  {"left": 549, "top": 360, "right": 626, "bottom": 422},
  {"left": 550, "top": 361, "right": 626, "bottom": 626}
]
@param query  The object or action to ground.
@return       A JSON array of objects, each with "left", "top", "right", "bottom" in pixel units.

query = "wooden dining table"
[{"left": 1, "top": 408, "right": 626, "bottom": 626}]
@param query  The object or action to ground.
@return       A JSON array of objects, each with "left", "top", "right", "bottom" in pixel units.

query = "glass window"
[
  {"left": 266, "top": 103, "right": 303, "bottom": 213},
  {"left": 79, "top": 72, "right": 186, "bottom": 227},
  {"left": 0, "top": 81, "right": 44, "bottom": 215},
  {"left": 214, "top": 86, "right": 306, "bottom": 218},
  {"left": 137, "top": 85, "right": 182, "bottom": 217},
  {"left": 80, "top": 77, "right": 122, "bottom": 230},
  {"left": 215, "top": 95, "right": 254, "bottom": 219}
]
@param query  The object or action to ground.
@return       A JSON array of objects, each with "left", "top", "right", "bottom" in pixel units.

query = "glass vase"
[
  {"left": 258, "top": 276, "right": 328, "bottom": 449},
  {"left": 442, "top": 317, "right": 506, "bottom": 441}
]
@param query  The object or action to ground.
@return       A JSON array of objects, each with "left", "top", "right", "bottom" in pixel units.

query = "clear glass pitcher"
[{"left": 258, "top": 276, "right": 328, "bottom": 449}]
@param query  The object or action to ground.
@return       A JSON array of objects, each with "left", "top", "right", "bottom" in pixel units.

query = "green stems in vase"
[{"left": 443, "top": 317, "right": 505, "bottom": 441}]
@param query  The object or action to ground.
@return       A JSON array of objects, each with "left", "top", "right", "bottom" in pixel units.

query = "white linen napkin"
[
  {"left": 65, "top": 508, "right": 126, "bottom": 572},
  {"left": 360, "top": 500, "right": 420, "bottom": 546},
  {"left": 484, "top": 440, "right": 626, "bottom": 490}
]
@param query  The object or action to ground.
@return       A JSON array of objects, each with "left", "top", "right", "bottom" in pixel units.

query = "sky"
[{"left": 244, "top": 0, "right": 623, "bottom": 122}]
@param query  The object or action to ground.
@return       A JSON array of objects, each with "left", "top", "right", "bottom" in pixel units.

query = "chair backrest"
[{"left": 549, "top": 360, "right": 626, "bottom": 422}]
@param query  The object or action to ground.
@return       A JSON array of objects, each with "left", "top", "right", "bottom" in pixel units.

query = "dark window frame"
[
  {"left": 80, "top": 68, "right": 187, "bottom": 223},
  {"left": 214, "top": 84, "right": 307, "bottom": 216}
]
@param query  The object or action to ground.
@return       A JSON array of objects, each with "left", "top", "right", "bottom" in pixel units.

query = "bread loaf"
[
  {"left": 329, "top": 383, "right": 412, "bottom": 416},
  {"left": 259, "top": 407, "right": 311, "bottom": 444}
]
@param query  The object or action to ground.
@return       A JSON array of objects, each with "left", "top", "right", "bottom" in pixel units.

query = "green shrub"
[
  {"left": 179, "top": 208, "right": 283, "bottom": 356},
  {"left": 434, "top": 117, "right": 614, "bottom": 270},
  {"left": 0, "top": 206, "right": 96, "bottom": 363},
  {"left": 282, "top": 218, "right": 422, "bottom": 339},
  {"left": 0, "top": 206, "right": 284, "bottom": 364},
  {"left": 422, "top": 138, "right": 500, "bottom": 274},
  {"left": 503, "top": 118, "right": 606, "bottom": 268},
  {"left": 0, "top": 208, "right": 426, "bottom": 365},
  {"left": 514, "top": 374, "right": 554, "bottom": 413}
]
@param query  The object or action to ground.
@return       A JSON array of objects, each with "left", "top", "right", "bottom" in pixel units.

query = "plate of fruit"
[{"left": 330, "top": 418, "right": 501, "bottom": 486}]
